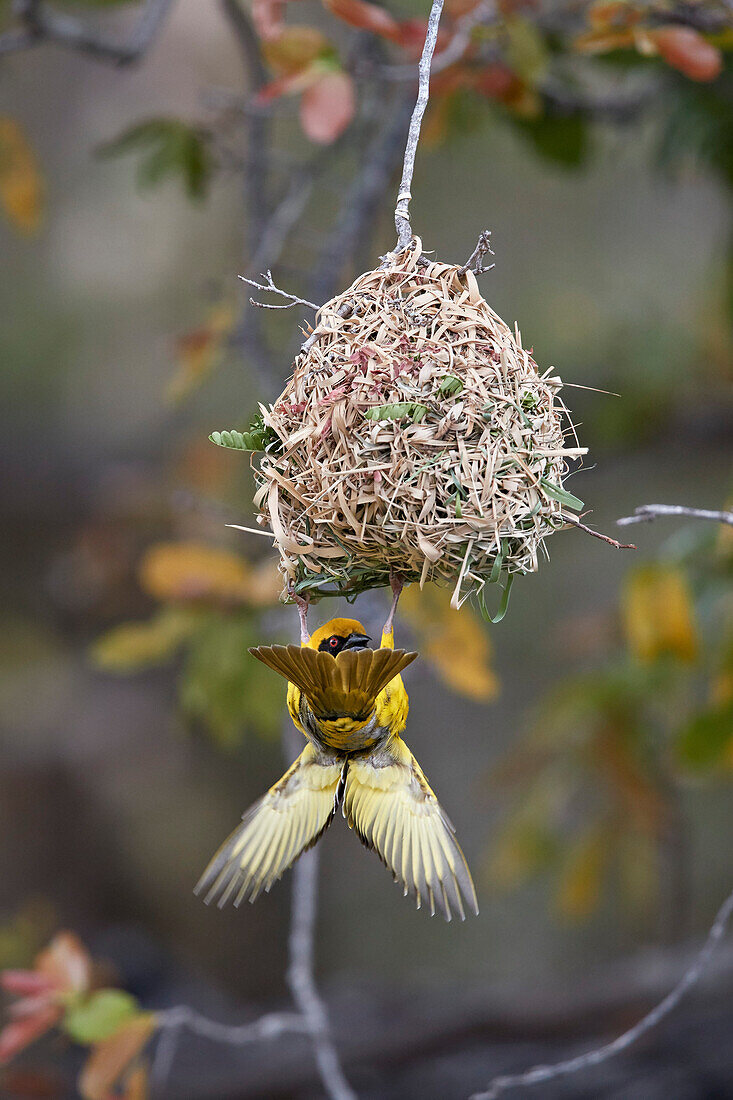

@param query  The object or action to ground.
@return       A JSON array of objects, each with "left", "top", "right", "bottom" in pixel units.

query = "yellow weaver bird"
[{"left": 196, "top": 586, "right": 478, "bottom": 921}]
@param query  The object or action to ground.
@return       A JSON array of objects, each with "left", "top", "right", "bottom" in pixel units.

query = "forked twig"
[
  {"left": 459, "top": 229, "right": 495, "bottom": 275},
  {"left": 471, "top": 886, "right": 733, "bottom": 1099},
  {"left": 240, "top": 270, "right": 319, "bottom": 311},
  {"left": 618, "top": 504, "right": 733, "bottom": 528}
]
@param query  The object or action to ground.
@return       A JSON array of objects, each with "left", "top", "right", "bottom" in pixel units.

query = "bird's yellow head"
[{"left": 308, "top": 618, "right": 371, "bottom": 655}]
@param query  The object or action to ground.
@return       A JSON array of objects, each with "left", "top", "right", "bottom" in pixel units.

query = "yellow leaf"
[
  {"left": 622, "top": 563, "right": 698, "bottom": 664},
  {"left": 401, "top": 584, "right": 499, "bottom": 702},
  {"left": 138, "top": 542, "right": 253, "bottom": 606},
  {"left": 168, "top": 302, "right": 235, "bottom": 402},
  {"left": 91, "top": 607, "right": 195, "bottom": 672},
  {"left": 79, "top": 1015, "right": 156, "bottom": 1100},
  {"left": 0, "top": 117, "right": 44, "bottom": 234},
  {"left": 246, "top": 557, "right": 284, "bottom": 606},
  {"left": 554, "top": 827, "right": 607, "bottom": 921}
]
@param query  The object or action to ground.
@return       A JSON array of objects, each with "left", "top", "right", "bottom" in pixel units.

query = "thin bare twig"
[
  {"left": 151, "top": 1008, "right": 308, "bottom": 1090},
  {"left": 287, "top": 850, "right": 356, "bottom": 1100},
  {"left": 459, "top": 229, "right": 495, "bottom": 275},
  {"left": 394, "top": 0, "right": 446, "bottom": 251},
  {"left": 617, "top": 504, "right": 733, "bottom": 528},
  {"left": 0, "top": 0, "right": 176, "bottom": 63},
  {"left": 311, "top": 91, "right": 416, "bottom": 304},
  {"left": 471, "top": 885, "right": 733, "bottom": 1100},
  {"left": 240, "top": 270, "right": 318, "bottom": 311},
  {"left": 562, "top": 512, "right": 636, "bottom": 550}
]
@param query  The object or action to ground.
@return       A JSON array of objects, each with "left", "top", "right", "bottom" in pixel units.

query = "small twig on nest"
[
  {"left": 300, "top": 301, "right": 352, "bottom": 354},
  {"left": 394, "top": 0, "right": 446, "bottom": 251},
  {"left": 471, "top": 885, "right": 733, "bottom": 1099},
  {"left": 459, "top": 230, "right": 495, "bottom": 275},
  {"left": 617, "top": 504, "right": 733, "bottom": 528},
  {"left": 562, "top": 512, "right": 636, "bottom": 550},
  {"left": 240, "top": 270, "right": 319, "bottom": 311}
]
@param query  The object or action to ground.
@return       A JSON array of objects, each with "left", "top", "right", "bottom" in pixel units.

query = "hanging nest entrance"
[{"left": 247, "top": 240, "right": 586, "bottom": 613}]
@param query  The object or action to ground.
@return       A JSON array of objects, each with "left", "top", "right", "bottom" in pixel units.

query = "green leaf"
[
  {"left": 504, "top": 16, "right": 549, "bottom": 86},
  {"left": 62, "top": 989, "right": 140, "bottom": 1044},
  {"left": 364, "top": 402, "right": 429, "bottom": 422},
  {"left": 180, "top": 613, "right": 282, "bottom": 747},
  {"left": 676, "top": 701, "right": 733, "bottom": 770},
  {"left": 512, "top": 113, "right": 589, "bottom": 169},
  {"left": 477, "top": 573, "right": 514, "bottom": 623},
  {"left": 439, "top": 375, "right": 464, "bottom": 397},
  {"left": 98, "top": 118, "right": 214, "bottom": 200},
  {"left": 540, "top": 478, "right": 584, "bottom": 511},
  {"left": 657, "top": 66, "right": 733, "bottom": 191},
  {"left": 210, "top": 414, "right": 280, "bottom": 453}
]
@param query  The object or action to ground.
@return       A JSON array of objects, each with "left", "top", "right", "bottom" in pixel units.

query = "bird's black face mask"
[{"left": 318, "top": 632, "right": 371, "bottom": 655}]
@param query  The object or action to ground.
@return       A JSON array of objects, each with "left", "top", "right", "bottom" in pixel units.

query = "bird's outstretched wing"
[
  {"left": 249, "top": 644, "right": 417, "bottom": 719},
  {"left": 343, "top": 738, "right": 478, "bottom": 921},
  {"left": 195, "top": 744, "right": 343, "bottom": 906}
]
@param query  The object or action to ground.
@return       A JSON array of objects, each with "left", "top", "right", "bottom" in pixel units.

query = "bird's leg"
[
  {"left": 383, "top": 573, "right": 404, "bottom": 640},
  {"left": 288, "top": 585, "right": 310, "bottom": 646}
]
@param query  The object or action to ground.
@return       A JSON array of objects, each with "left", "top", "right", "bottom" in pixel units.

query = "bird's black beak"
[{"left": 342, "top": 632, "right": 371, "bottom": 651}]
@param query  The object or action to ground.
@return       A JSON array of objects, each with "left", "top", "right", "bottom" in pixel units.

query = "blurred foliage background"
[{"left": 0, "top": 0, "right": 732, "bottom": 1096}]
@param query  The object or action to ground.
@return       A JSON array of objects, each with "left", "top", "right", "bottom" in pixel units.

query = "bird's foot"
[
  {"left": 287, "top": 584, "right": 310, "bottom": 645},
  {"left": 383, "top": 572, "right": 404, "bottom": 637}
]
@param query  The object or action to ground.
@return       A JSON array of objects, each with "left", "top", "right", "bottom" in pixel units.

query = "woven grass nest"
[{"left": 252, "top": 240, "right": 585, "bottom": 614}]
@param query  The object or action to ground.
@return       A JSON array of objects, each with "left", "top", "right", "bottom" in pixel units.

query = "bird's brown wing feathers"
[
  {"left": 343, "top": 738, "right": 478, "bottom": 921},
  {"left": 195, "top": 744, "right": 343, "bottom": 906},
  {"left": 249, "top": 645, "right": 417, "bottom": 718}
]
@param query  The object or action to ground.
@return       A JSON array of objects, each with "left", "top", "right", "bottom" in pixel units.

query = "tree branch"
[
  {"left": 617, "top": 504, "right": 733, "bottom": 528},
  {"left": 471, "top": 886, "right": 733, "bottom": 1100},
  {"left": 287, "top": 849, "right": 356, "bottom": 1100},
  {"left": 240, "top": 270, "right": 318, "bottom": 311},
  {"left": 0, "top": 0, "right": 176, "bottom": 63},
  {"left": 311, "top": 91, "right": 416, "bottom": 304},
  {"left": 394, "top": 0, "right": 446, "bottom": 251},
  {"left": 562, "top": 512, "right": 636, "bottom": 550}
]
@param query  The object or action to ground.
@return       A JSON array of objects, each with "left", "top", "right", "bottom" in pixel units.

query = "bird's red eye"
[{"left": 329, "top": 636, "right": 339, "bottom": 648}]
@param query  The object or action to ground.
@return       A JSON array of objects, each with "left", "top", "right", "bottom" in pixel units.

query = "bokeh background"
[{"left": 1, "top": 0, "right": 732, "bottom": 1096}]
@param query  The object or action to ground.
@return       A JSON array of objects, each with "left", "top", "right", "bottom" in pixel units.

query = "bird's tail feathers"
[{"left": 249, "top": 644, "right": 416, "bottom": 718}]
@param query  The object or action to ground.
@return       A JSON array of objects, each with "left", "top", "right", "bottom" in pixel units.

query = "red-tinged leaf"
[
  {"left": 300, "top": 71, "right": 355, "bottom": 144},
  {"left": 1, "top": 971, "right": 57, "bottom": 996},
  {"left": 252, "top": 0, "right": 284, "bottom": 40},
  {"left": 78, "top": 1016, "right": 157, "bottom": 1100},
  {"left": 263, "top": 26, "right": 331, "bottom": 75},
  {"left": 650, "top": 26, "right": 723, "bottom": 82},
  {"left": 322, "top": 0, "right": 402, "bottom": 42},
  {"left": 0, "top": 1005, "right": 61, "bottom": 1065},
  {"left": 35, "top": 933, "right": 92, "bottom": 995},
  {"left": 475, "top": 63, "right": 520, "bottom": 101},
  {"left": 9, "top": 995, "right": 56, "bottom": 1019},
  {"left": 445, "top": 0, "right": 482, "bottom": 15},
  {"left": 255, "top": 69, "right": 314, "bottom": 105},
  {"left": 395, "top": 18, "right": 450, "bottom": 58}
]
